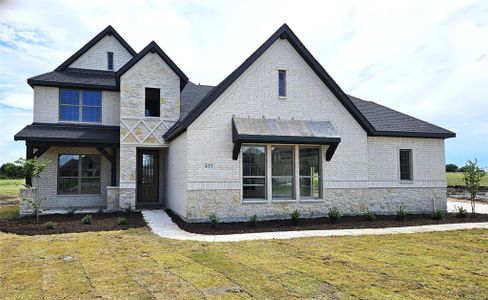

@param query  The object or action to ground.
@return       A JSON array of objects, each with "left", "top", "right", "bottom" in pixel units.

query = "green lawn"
[
  {"left": 446, "top": 172, "right": 488, "bottom": 187},
  {"left": 0, "top": 228, "right": 486, "bottom": 299},
  {"left": 0, "top": 179, "right": 24, "bottom": 197},
  {"left": 0, "top": 204, "right": 19, "bottom": 220}
]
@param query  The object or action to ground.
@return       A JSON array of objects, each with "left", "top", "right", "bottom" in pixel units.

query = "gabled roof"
[
  {"left": 163, "top": 23, "right": 376, "bottom": 141},
  {"left": 117, "top": 41, "right": 189, "bottom": 91},
  {"left": 27, "top": 68, "right": 117, "bottom": 90},
  {"left": 55, "top": 25, "right": 137, "bottom": 72},
  {"left": 164, "top": 24, "right": 455, "bottom": 141}
]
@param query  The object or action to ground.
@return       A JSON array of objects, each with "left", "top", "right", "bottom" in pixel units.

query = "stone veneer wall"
[
  {"left": 118, "top": 52, "right": 180, "bottom": 208},
  {"left": 185, "top": 188, "right": 446, "bottom": 222}
]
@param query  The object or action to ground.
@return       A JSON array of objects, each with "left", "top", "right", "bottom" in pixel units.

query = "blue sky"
[{"left": 0, "top": 0, "right": 486, "bottom": 167}]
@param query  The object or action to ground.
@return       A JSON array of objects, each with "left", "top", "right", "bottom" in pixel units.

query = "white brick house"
[{"left": 15, "top": 24, "right": 455, "bottom": 222}]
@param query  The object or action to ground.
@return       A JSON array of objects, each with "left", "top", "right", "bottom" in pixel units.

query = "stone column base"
[
  {"left": 19, "top": 187, "right": 35, "bottom": 216},
  {"left": 106, "top": 186, "right": 120, "bottom": 211},
  {"left": 119, "top": 187, "right": 136, "bottom": 210}
]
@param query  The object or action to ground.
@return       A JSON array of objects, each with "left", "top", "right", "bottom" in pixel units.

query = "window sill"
[
  {"left": 278, "top": 96, "right": 287, "bottom": 100},
  {"left": 242, "top": 199, "right": 268, "bottom": 204},
  {"left": 271, "top": 199, "right": 298, "bottom": 203},
  {"left": 399, "top": 180, "right": 414, "bottom": 184},
  {"left": 299, "top": 198, "right": 324, "bottom": 203},
  {"left": 59, "top": 121, "right": 102, "bottom": 125},
  {"left": 57, "top": 194, "right": 101, "bottom": 197}
]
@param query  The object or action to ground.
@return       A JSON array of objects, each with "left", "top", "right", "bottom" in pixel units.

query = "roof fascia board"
[
  {"left": 116, "top": 41, "right": 189, "bottom": 90},
  {"left": 55, "top": 25, "right": 137, "bottom": 72}
]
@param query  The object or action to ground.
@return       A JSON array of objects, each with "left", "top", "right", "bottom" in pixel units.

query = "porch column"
[
  {"left": 25, "top": 143, "right": 34, "bottom": 186},
  {"left": 111, "top": 147, "right": 117, "bottom": 186}
]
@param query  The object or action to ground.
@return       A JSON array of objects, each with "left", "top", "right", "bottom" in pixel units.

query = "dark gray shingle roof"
[
  {"left": 27, "top": 69, "right": 117, "bottom": 90},
  {"left": 14, "top": 123, "right": 119, "bottom": 145},
  {"left": 347, "top": 95, "right": 455, "bottom": 137},
  {"left": 180, "top": 82, "right": 215, "bottom": 119}
]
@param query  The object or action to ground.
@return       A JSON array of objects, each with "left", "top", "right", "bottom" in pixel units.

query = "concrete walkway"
[{"left": 141, "top": 210, "right": 488, "bottom": 242}]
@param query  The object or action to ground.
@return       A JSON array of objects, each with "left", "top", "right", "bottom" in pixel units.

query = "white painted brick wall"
[
  {"left": 32, "top": 86, "right": 120, "bottom": 125},
  {"left": 165, "top": 132, "right": 188, "bottom": 217},
  {"left": 69, "top": 35, "right": 133, "bottom": 71},
  {"left": 29, "top": 147, "right": 111, "bottom": 209}
]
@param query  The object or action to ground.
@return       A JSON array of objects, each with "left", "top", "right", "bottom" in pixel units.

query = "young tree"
[
  {"left": 17, "top": 158, "right": 51, "bottom": 223},
  {"left": 463, "top": 159, "right": 486, "bottom": 214}
]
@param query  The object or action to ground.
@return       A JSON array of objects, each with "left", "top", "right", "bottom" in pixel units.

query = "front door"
[{"left": 137, "top": 150, "right": 159, "bottom": 203}]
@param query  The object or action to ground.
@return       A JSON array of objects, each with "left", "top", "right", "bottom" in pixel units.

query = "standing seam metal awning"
[{"left": 232, "top": 117, "right": 341, "bottom": 160}]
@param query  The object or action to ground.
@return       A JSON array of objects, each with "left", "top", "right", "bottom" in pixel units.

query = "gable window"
[
  {"left": 60, "top": 89, "right": 101, "bottom": 123},
  {"left": 145, "top": 88, "right": 160, "bottom": 117},
  {"left": 58, "top": 154, "right": 101, "bottom": 194},
  {"left": 107, "top": 52, "right": 114, "bottom": 70},
  {"left": 399, "top": 149, "right": 413, "bottom": 181},
  {"left": 242, "top": 145, "right": 266, "bottom": 200},
  {"left": 272, "top": 146, "right": 294, "bottom": 199},
  {"left": 299, "top": 147, "right": 321, "bottom": 198},
  {"left": 278, "top": 70, "right": 286, "bottom": 97}
]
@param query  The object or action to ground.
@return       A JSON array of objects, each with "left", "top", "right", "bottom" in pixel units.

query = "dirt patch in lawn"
[
  {"left": 0, "top": 212, "right": 146, "bottom": 235},
  {"left": 167, "top": 209, "right": 488, "bottom": 235}
]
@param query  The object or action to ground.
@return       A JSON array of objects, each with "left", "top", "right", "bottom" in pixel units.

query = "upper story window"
[
  {"left": 59, "top": 89, "right": 101, "bottom": 123},
  {"left": 107, "top": 52, "right": 114, "bottom": 70},
  {"left": 399, "top": 149, "right": 413, "bottom": 181},
  {"left": 278, "top": 70, "right": 286, "bottom": 97},
  {"left": 145, "top": 88, "right": 160, "bottom": 117}
]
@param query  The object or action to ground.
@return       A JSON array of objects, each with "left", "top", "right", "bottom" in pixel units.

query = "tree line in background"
[{"left": 0, "top": 159, "right": 24, "bottom": 179}]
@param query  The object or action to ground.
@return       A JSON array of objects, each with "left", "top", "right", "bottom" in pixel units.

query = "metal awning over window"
[{"left": 232, "top": 117, "right": 341, "bottom": 161}]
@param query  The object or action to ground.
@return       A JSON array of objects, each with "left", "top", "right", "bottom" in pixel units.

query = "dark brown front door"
[{"left": 137, "top": 150, "right": 159, "bottom": 203}]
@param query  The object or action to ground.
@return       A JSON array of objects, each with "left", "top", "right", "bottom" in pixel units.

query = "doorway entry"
[{"left": 137, "top": 150, "right": 159, "bottom": 203}]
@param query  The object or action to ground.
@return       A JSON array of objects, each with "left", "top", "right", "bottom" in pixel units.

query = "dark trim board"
[
  {"left": 163, "top": 23, "right": 455, "bottom": 141},
  {"left": 27, "top": 79, "right": 118, "bottom": 91},
  {"left": 116, "top": 41, "right": 189, "bottom": 91},
  {"left": 55, "top": 25, "right": 137, "bottom": 72}
]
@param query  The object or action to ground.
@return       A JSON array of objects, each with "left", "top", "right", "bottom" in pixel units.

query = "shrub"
[
  {"left": 290, "top": 209, "right": 300, "bottom": 224},
  {"left": 327, "top": 207, "right": 342, "bottom": 223},
  {"left": 249, "top": 214, "right": 258, "bottom": 226},
  {"left": 396, "top": 206, "right": 407, "bottom": 221},
  {"left": 209, "top": 213, "right": 218, "bottom": 228},
  {"left": 432, "top": 210, "right": 445, "bottom": 220},
  {"left": 67, "top": 207, "right": 76, "bottom": 216},
  {"left": 365, "top": 209, "right": 376, "bottom": 222},
  {"left": 123, "top": 204, "right": 133, "bottom": 215},
  {"left": 455, "top": 206, "right": 468, "bottom": 218},
  {"left": 116, "top": 217, "right": 128, "bottom": 226},
  {"left": 44, "top": 221, "right": 56, "bottom": 230},
  {"left": 81, "top": 214, "right": 92, "bottom": 224}
]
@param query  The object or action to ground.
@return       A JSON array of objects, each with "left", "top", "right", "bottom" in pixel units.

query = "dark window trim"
[
  {"left": 399, "top": 149, "right": 413, "bottom": 181},
  {"left": 145, "top": 87, "right": 161, "bottom": 117},
  {"left": 57, "top": 154, "right": 102, "bottom": 195},
  {"left": 107, "top": 52, "right": 114, "bottom": 70},
  {"left": 278, "top": 70, "right": 286, "bottom": 97},
  {"left": 59, "top": 88, "right": 102, "bottom": 124},
  {"left": 271, "top": 145, "right": 295, "bottom": 200}
]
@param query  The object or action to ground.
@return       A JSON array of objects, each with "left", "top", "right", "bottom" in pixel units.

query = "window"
[
  {"left": 272, "top": 146, "right": 294, "bottom": 199},
  {"left": 107, "top": 52, "right": 114, "bottom": 70},
  {"left": 58, "top": 154, "right": 101, "bottom": 194},
  {"left": 399, "top": 149, "right": 413, "bottom": 181},
  {"left": 278, "top": 70, "right": 286, "bottom": 97},
  {"left": 60, "top": 89, "right": 101, "bottom": 123},
  {"left": 299, "top": 147, "right": 321, "bottom": 198},
  {"left": 242, "top": 146, "right": 266, "bottom": 199},
  {"left": 145, "top": 88, "right": 160, "bottom": 117}
]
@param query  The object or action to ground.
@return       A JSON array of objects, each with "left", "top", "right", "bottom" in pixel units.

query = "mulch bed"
[
  {"left": 0, "top": 212, "right": 146, "bottom": 235},
  {"left": 166, "top": 209, "right": 488, "bottom": 235}
]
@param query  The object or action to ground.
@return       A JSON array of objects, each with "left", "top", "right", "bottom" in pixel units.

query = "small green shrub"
[
  {"left": 365, "top": 209, "right": 376, "bottom": 222},
  {"left": 81, "top": 214, "right": 92, "bottom": 224},
  {"left": 116, "top": 217, "right": 128, "bottom": 226},
  {"left": 432, "top": 210, "right": 445, "bottom": 220},
  {"left": 249, "top": 214, "right": 258, "bottom": 226},
  {"left": 396, "top": 206, "right": 407, "bottom": 221},
  {"left": 327, "top": 207, "right": 342, "bottom": 223},
  {"left": 290, "top": 209, "right": 300, "bottom": 224},
  {"left": 44, "top": 221, "right": 56, "bottom": 230},
  {"left": 455, "top": 206, "right": 468, "bottom": 218},
  {"left": 209, "top": 213, "right": 218, "bottom": 228},
  {"left": 123, "top": 204, "right": 133, "bottom": 215}
]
